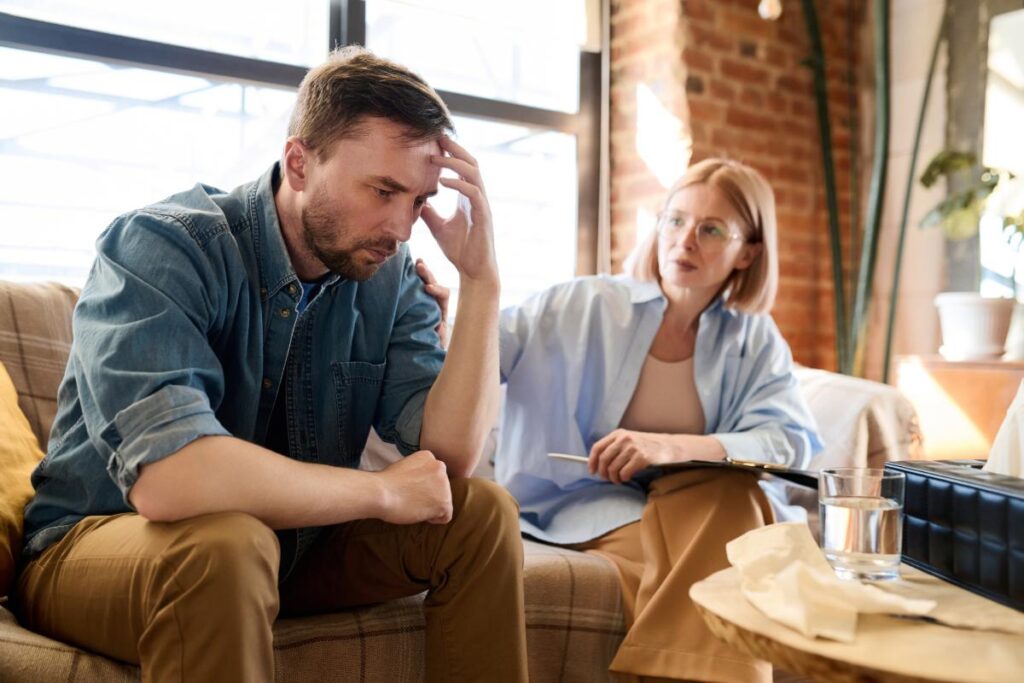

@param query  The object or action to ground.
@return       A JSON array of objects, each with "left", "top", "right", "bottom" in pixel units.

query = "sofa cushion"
[
  {"left": 0, "top": 281, "right": 78, "bottom": 447},
  {"left": 0, "top": 362, "right": 46, "bottom": 598},
  {"left": 0, "top": 539, "right": 625, "bottom": 682},
  {"left": 0, "top": 604, "right": 137, "bottom": 682},
  {"left": 794, "top": 366, "right": 921, "bottom": 469},
  {"left": 0, "top": 598, "right": 435, "bottom": 682}
]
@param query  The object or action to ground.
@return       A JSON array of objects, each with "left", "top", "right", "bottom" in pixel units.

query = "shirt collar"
[
  {"left": 620, "top": 275, "right": 732, "bottom": 318},
  {"left": 251, "top": 162, "right": 340, "bottom": 299},
  {"left": 622, "top": 277, "right": 665, "bottom": 304},
  {"left": 703, "top": 294, "right": 729, "bottom": 316}
]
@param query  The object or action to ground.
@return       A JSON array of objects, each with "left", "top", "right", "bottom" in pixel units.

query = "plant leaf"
[
  {"left": 920, "top": 206, "right": 944, "bottom": 228},
  {"left": 919, "top": 150, "right": 977, "bottom": 188},
  {"left": 943, "top": 205, "right": 981, "bottom": 240},
  {"left": 1005, "top": 210, "right": 1024, "bottom": 235},
  {"left": 918, "top": 188, "right": 981, "bottom": 229}
]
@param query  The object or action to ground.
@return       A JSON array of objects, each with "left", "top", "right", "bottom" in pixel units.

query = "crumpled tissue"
[{"left": 725, "top": 522, "right": 934, "bottom": 642}]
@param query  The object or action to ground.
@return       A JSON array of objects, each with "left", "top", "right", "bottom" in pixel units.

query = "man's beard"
[{"left": 301, "top": 188, "right": 398, "bottom": 282}]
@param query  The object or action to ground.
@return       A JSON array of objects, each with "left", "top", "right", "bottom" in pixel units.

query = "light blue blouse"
[{"left": 496, "top": 275, "right": 823, "bottom": 544}]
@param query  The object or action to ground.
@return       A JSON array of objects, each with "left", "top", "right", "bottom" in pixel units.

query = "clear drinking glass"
[{"left": 818, "top": 468, "right": 905, "bottom": 581}]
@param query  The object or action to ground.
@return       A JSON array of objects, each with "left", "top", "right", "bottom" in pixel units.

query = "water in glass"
[{"left": 819, "top": 495, "right": 902, "bottom": 581}]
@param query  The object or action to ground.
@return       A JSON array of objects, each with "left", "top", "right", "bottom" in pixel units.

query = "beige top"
[{"left": 619, "top": 354, "right": 705, "bottom": 434}]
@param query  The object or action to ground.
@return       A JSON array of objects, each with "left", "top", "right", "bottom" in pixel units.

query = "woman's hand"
[
  {"left": 589, "top": 431, "right": 730, "bottom": 484},
  {"left": 588, "top": 429, "right": 680, "bottom": 484},
  {"left": 414, "top": 258, "right": 450, "bottom": 349}
]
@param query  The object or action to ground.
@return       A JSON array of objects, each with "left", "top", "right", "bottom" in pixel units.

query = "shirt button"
[
  {"left": 287, "top": 284, "right": 298, "bottom": 295},
  {"left": 280, "top": 308, "right": 291, "bottom": 318},
  {"left": 259, "top": 287, "right": 268, "bottom": 297},
  {"left": 262, "top": 378, "right": 273, "bottom": 390}
]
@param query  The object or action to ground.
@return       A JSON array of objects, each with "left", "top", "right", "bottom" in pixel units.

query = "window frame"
[{"left": 0, "top": 0, "right": 603, "bottom": 274}]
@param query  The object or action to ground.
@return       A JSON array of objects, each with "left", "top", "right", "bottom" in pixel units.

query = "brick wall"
[{"left": 610, "top": 0, "right": 868, "bottom": 370}]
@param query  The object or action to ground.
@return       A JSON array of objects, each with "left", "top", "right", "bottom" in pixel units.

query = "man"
[{"left": 17, "top": 46, "right": 527, "bottom": 682}]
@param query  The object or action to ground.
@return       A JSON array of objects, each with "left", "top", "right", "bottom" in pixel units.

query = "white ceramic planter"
[{"left": 934, "top": 292, "right": 1015, "bottom": 361}]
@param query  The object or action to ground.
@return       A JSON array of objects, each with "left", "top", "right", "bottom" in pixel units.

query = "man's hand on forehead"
[{"left": 418, "top": 136, "right": 498, "bottom": 285}]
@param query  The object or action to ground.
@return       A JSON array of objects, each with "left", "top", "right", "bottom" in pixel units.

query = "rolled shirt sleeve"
[
  {"left": 106, "top": 384, "right": 230, "bottom": 494},
  {"left": 73, "top": 210, "right": 234, "bottom": 503}
]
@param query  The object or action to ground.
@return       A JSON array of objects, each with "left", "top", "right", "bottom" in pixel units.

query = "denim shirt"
[
  {"left": 23, "top": 164, "right": 445, "bottom": 562},
  {"left": 496, "top": 275, "right": 823, "bottom": 544}
]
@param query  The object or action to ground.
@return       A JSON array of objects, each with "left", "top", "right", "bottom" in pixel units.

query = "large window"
[
  {"left": 0, "top": 1, "right": 602, "bottom": 308},
  {"left": 366, "top": 0, "right": 582, "bottom": 113},
  {"left": 980, "top": 8, "right": 1024, "bottom": 298},
  {"left": 0, "top": 0, "right": 330, "bottom": 66},
  {"left": 0, "top": 46, "right": 295, "bottom": 282}
]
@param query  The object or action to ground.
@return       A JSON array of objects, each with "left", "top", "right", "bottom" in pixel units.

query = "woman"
[{"left": 495, "top": 158, "right": 822, "bottom": 683}]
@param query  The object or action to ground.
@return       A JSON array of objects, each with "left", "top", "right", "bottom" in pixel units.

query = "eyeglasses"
[{"left": 656, "top": 211, "right": 747, "bottom": 253}]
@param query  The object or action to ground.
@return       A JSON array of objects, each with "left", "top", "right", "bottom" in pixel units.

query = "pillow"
[{"left": 0, "top": 361, "right": 45, "bottom": 598}]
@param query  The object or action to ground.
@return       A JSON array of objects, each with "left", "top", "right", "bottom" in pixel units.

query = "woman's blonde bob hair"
[{"left": 625, "top": 158, "right": 779, "bottom": 314}]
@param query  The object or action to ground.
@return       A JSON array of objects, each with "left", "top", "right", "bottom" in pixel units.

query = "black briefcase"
[{"left": 884, "top": 459, "right": 1024, "bottom": 611}]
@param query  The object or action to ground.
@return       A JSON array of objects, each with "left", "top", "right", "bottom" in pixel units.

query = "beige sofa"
[{"left": 0, "top": 280, "right": 919, "bottom": 682}]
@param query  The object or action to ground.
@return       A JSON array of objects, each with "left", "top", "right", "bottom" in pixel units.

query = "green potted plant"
[
  {"left": 921, "top": 150, "right": 1024, "bottom": 360},
  {"left": 919, "top": 150, "right": 1023, "bottom": 240}
]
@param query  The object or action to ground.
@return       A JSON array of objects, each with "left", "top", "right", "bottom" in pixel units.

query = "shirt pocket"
[{"left": 330, "top": 360, "right": 387, "bottom": 463}]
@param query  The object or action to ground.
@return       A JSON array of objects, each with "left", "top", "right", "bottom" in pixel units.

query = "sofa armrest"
[
  {"left": 0, "top": 280, "right": 79, "bottom": 448},
  {"left": 795, "top": 366, "right": 922, "bottom": 470}
]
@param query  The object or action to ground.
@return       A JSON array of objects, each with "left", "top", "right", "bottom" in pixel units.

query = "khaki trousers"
[
  {"left": 16, "top": 477, "right": 528, "bottom": 683},
  {"left": 574, "top": 469, "right": 774, "bottom": 683}
]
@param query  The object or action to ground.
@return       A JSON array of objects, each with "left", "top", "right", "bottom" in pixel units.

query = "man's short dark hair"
[{"left": 287, "top": 45, "right": 454, "bottom": 154}]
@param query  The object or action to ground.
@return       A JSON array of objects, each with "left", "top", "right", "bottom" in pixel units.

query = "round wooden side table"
[{"left": 690, "top": 566, "right": 1024, "bottom": 683}]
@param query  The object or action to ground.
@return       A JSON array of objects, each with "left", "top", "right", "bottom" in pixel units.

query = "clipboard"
[
  {"left": 656, "top": 457, "right": 819, "bottom": 489},
  {"left": 548, "top": 453, "right": 818, "bottom": 489}
]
